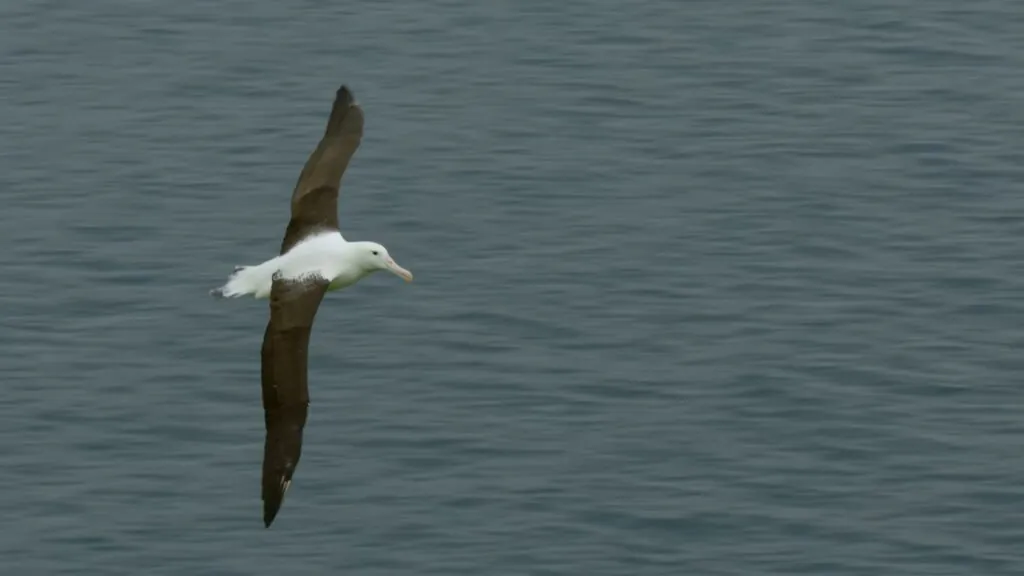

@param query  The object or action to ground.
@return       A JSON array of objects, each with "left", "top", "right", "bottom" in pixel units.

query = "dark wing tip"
[
  {"left": 263, "top": 490, "right": 283, "bottom": 528},
  {"left": 322, "top": 84, "right": 363, "bottom": 139},
  {"left": 336, "top": 85, "right": 355, "bottom": 105},
  {"left": 263, "top": 506, "right": 278, "bottom": 528}
]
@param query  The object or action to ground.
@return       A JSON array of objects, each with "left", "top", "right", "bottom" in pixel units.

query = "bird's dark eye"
[{"left": 371, "top": 250, "right": 379, "bottom": 255}]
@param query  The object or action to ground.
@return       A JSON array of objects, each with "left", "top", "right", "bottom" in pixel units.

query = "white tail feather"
[{"left": 211, "top": 264, "right": 274, "bottom": 299}]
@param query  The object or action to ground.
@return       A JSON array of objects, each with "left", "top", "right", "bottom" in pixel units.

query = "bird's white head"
[{"left": 355, "top": 242, "right": 413, "bottom": 282}]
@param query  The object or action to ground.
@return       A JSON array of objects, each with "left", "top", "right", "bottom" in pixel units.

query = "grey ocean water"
[{"left": 3, "top": 1, "right": 1023, "bottom": 574}]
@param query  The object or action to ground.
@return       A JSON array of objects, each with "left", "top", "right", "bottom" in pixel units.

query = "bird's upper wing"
[
  {"left": 278, "top": 85, "right": 365, "bottom": 255},
  {"left": 259, "top": 275, "right": 330, "bottom": 527}
]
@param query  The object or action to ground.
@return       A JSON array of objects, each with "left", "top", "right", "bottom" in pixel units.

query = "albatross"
[{"left": 211, "top": 84, "right": 412, "bottom": 528}]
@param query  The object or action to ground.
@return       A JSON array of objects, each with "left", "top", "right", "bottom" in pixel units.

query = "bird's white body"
[
  {"left": 213, "top": 231, "right": 412, "bottom": 299},
  {"left": 216, "top": 232, "right": 364, "bottom": 299}
]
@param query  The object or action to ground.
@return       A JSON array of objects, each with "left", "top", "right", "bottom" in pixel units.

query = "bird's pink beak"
[{"left": 385, "top": 257, "right": 413, "bottom": 282}]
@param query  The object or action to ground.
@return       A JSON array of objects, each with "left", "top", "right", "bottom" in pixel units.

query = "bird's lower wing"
[{"left": 260, "top": 276, "right": 329, "bottom": 527}]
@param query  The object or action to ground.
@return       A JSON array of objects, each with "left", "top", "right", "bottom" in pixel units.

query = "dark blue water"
[{"left": 3, "top": 1, "right": 1023, "bottom": 574}]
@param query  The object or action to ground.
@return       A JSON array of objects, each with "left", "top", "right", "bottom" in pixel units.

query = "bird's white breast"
[{"left": 276, "top": 232, "right": 351, "bottom": 282}]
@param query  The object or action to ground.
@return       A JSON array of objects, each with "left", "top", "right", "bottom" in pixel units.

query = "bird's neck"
[{"left": 337, "top": 242, "right": 374, "bottom": 274}]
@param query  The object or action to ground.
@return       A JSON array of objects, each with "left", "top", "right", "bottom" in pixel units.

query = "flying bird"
[{"left": 211, "top": 85, "right": 413, "bottom": 527}]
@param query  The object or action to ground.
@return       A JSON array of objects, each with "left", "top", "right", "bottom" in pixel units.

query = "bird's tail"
[{"left": 210, "top": 265, "right": 263, "bottom": 299}]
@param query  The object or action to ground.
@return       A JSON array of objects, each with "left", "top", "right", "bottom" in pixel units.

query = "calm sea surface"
[{"left": 3, "top": 1, "right": 1024, "bottom": 574}]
